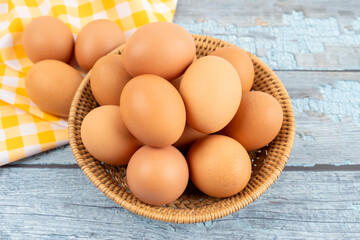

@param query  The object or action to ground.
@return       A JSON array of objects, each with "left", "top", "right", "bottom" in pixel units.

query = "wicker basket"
[{"left": 68, "top": 34, "right": 295, "bottom": 223}]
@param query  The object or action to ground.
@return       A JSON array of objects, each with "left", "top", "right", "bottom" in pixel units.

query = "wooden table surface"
[{"left": 1, "top": 1, "right": 360, "bottom": 239}]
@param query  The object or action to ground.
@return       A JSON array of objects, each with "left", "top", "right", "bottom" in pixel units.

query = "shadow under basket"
[{"left": 68, "top": 34, "right": 296, "bottom": 224}]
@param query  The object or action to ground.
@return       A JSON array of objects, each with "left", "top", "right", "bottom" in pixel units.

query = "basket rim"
[{"left": 68, "top": 34, "right": 296, "bottom": 224}]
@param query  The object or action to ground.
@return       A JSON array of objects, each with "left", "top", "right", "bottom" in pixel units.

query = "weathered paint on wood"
[
  {"left": 174, "top": 1, "right": 360, "bottom": 70},
  {"left": 278, "top": 71, "right": 360, "bottom": 166},
  {"left": 1, "top": 168, "right": 359, "bottom": 239},
  {"left": 174, "top": 0, "right": 360, "bottom": 30},
  {"left": 3, "top": 0, "right": 360, "bottom": 238}
]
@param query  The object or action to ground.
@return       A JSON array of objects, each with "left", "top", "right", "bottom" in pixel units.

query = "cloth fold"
[{"left": 0, "top": 0, "right": 177, "bottom": 165}]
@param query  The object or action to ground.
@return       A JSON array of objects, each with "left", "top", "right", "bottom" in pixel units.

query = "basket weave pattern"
[{"left": 68, "top": 35, "right": 295, "bottom": 223}]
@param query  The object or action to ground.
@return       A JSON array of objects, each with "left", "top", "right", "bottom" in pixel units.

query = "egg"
[
  {"left": 25, "top": 60, "right": 82, "bottom": 117},
  {"left": 170, "top": 75, "right": 182, "bottom": 90},
  {"left": 122, "top": 22, "right": 196, "bottom": 80},
  {"left": 187, "top": 135, "right": 251, "bottom": 198},
  {"left": 91, "top": 54, "right": 131, "bottom": 105},
  {"left": 210, "top": 47, "right": 254, "bottom": 92},
  {"left": 221, "top": 91, "right": 283, "bottom": 151},
  {"left": 173, "top": 125, "right": 207, "bottom": 152},
  {"left": 75, "top": 19, "right": 126, "bottom": 71},
  {"left": 179, "top": 56, "right": 242, "bottom": 134},
  {"left": 22, "top": 16, "right": 74, "bottom": 63},
  {"left": 170, "top": 55, "right": 197, "bottom": 90},
  {"left": 81, "top": 105, "right": 142, "bottom": 165},
  {"left": 120, "top": 74, "right": 186, "bottom": 147},
  {"left": 126, "top": 145, "right": 189, "bottom": 205}
]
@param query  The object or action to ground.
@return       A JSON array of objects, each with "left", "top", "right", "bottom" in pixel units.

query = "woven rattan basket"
[{"left": 68, "top": 34, "right": 295, "bottom": 223}]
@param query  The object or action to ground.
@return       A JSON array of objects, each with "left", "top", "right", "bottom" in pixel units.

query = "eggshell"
[
  {"left": 187, "top": 135, "right": 251, "bottom": 198},
  {"left": 81, "top": 105, "right": 142, "bottom": 165},
  {"left": 25, "top": 60, "right": 82, "bottom": 117},
  {"left": 120, "top": 74, "right": 186, "bottom": 147},
  {"left": 179, "top": 56, "right": 242, "bottom": 134},
  {"left": 170, "top": 55, "right": 197, "bottom": 90},
  {"left": 170, "top": 75, "right": 182, "bottom": 90},
  {"left": 75, "top": 19, "right": 126, "bottom": 71},
  {"left": 210, "top": 47, "right": 254, "bottom": 92},
  {"left": 126, "top": 145, "right": 189, "bottom": 205},
  {"left": 173, "top": 125, "right": 207, "bottom": 152},
  {"left": 23, "top": 16, "right": 74, "bottom": 63},
  {"left": 221, "top": 91, "right": 283, "bottom": 151},
  {"left": 91, "top": 54, "right": 131, "bottom": 105},
  {"left": 122, "top": 22, "right": 196, "bottom": 80}
]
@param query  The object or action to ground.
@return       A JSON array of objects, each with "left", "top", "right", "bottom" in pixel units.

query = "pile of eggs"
[
  {"left": 23, "top": 16, "right": 126, "bottom": 117},
  {"left": 83, "top": 23, "right": 284, "bottom": 205},
  {"left": 22, "top": 16, "right": 283, "bottom": 206}
]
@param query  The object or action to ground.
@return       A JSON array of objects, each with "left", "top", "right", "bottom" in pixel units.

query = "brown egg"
[
  {"left": 221, "top": 91, "right": 283, "bottom": 151},
  {"left": 170, "top": 75, "right": 182, "bottom": 90},
  {"left": 91, "top": 54, "right": 131, "bottom": 105},
  {"left": 179, "top": 56, "right": 242, "bottom": 134},
  {"left": 170, "top": 55, "right": 197, "bottom": 90},
  {"left": 187, "top": 135, "right": 251, "bottom": 198},
  {"left": 75, "top": 19, "right": 126, "bottom": 71},
  {"left": 25, "top": 60, "right": 82, "bottom": 117},
  {"left": 120, "top": 74, "right": 186, "bottom": 147},
  {"left": 23, "top": 16, "right": 74, "bottom": 63},
  {"left": 122, "top": 22, "right": 195, "bottom": 80},
  {"left": 210, "top": 47, "right": 254, "bottom": 92},
  {"left": 126, "top": 145, "right": 189, "bottom": 205},
  {"left": 81, "top": 105, "right": 142, "bottom": 165},
  {"left": 173, "top": 125, "right": 207, "bottom": 152}
]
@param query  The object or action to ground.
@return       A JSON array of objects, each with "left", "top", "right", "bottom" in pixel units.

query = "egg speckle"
[
  {"left": 187, "top": 135, "right": 252, "bottom": 198},
  {"left": 221, "top": 91, "right": 283, "bottom": 151},
  {"left": 126, "top": 145, "right": 189, "bottom": 205}
]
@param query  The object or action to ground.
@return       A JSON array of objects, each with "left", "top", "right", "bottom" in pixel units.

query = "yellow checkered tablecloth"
[{"left": 0, "top": 0, "right": 177, "bottom": 166}]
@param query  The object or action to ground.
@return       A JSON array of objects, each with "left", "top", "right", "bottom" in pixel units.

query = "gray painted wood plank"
[
  {"left": 278, "top": 71, "right": 360, "bottom": 167},
  {"left": 1, "top": 1, "right": 359, "bottom": 239},
  {"left": 0, "top": 168, "right": 359, "bottom": 239},
  {"left": 174, "top": 0, "right": 360, "bottom": 29},
  {"left": 14, "top": 71, "right": 360, "bottom": 166},
  {"left": 11, "top": 145, "right": 76, "bottom": 166},
  {"left": 174, "top": 0, "right": 360, "bottom": 70}
]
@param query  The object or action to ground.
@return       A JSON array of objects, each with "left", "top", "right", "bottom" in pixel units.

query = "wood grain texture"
[
  {"left": 174, "top": 0, "right": 360, "bottom": 28},
  {"left": 3, "top": 0, "right": 360, "bottom": 238},
  {"left": 1, "top": 168, "right": 359, "bottom": 239},
  {"left": 278, "top": 71, "right": 360, "bottom": 166},
  {"left": 10, "top": 145, "right": 76, "bottom": 165},
  {"left": 174, "top": 1, "right": 360, "bottom": 70}
]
